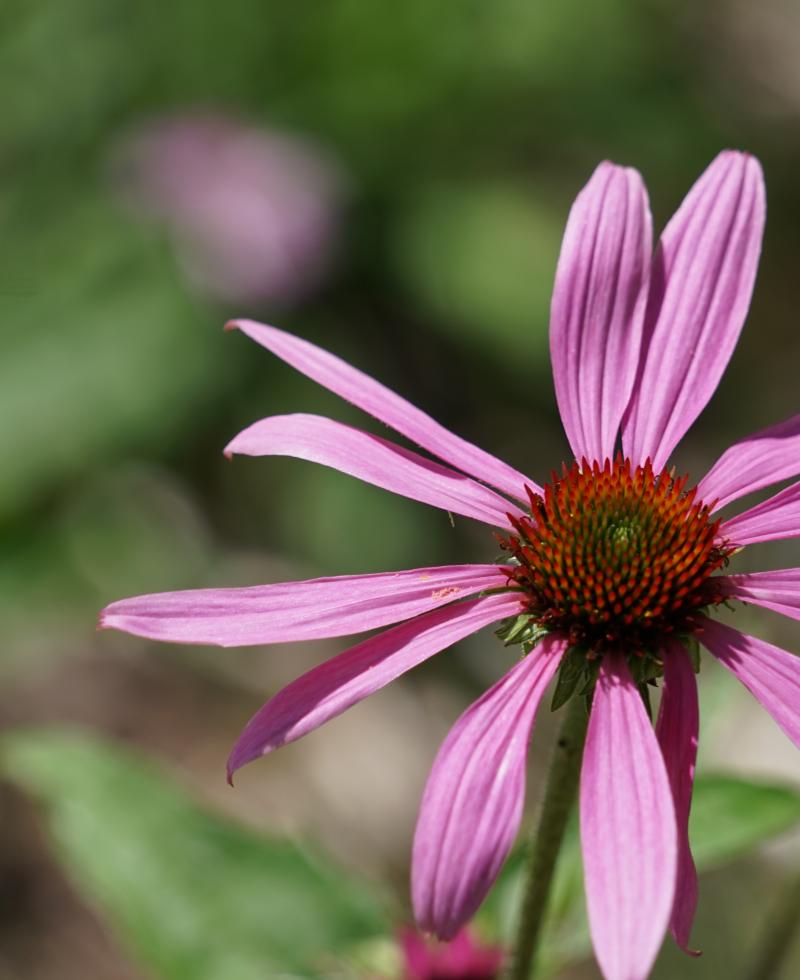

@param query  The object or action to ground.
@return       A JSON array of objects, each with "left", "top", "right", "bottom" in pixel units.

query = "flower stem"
[{"left": 507, "top": 695, "right": 590, "bottom": 980}]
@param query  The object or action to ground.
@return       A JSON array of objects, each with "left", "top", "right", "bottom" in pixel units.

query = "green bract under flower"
[{"left": 497, "top": 457, "right": 733, "bottom": 669}]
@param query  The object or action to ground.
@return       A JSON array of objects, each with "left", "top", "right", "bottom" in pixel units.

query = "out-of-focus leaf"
[
  {"left": 689, "top": 774, "right": 800, "bottom": 870},
  {"left": 1, "top": 730, "right": 388, "bottom": 980},
  {"left": 61, "top": 463, "right": 213, "bottom": 597},
  {"left": 0, "top": 199, "right": 234, "bottom": 519},
  {"left": 480, "top": 773, "right": 800, "bottom": 976},
  {"left": 391, "top": 182, "right": 561, "bottom": 368}
]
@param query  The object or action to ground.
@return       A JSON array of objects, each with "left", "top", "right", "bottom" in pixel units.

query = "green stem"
[{"left": 507, "top": 695, "right": 590, "bottom": 980}]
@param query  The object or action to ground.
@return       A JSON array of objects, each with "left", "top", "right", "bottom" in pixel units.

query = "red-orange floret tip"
[{"left": 498, "top": 455, "right": 733, "bottom": 656}]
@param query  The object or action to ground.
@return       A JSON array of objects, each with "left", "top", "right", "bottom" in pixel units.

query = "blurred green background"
[{"left": 2, "top": 0, "right": 800, "bottom": 977}]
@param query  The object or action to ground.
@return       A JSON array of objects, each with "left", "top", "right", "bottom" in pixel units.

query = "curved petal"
[
  {"left": 580, "top": 653, "right": 677, "bottom": 980},
  {"left": 228, "top": 591, "right": 523, "bottom": 777},
  {"left": 623, "top": 151, "right": 766, "bottom": 471},
  {"left": 225, "top": 413, "right": 524, "bottom": 528},
  {"left": 550, "top": 162, "right": 652, "bottom": 462},
  {"left": 699, "top": 617, "right": 800, "bottom": 748},
  {"left": 698, "top": 414, "right": 800, "bottom": 513},
  {"left": 656, "top": 641, "right": 700, "bottom": 955},
  {"left": 100, "top": 564, "right": 511, "bottom": 647},
  {"left": 721, "top": 568, "right": 800, "bottom": 623},
  {"left": 227, "top": 319, "right": 539, "bottom": 499},
  {"left": 412, "top": 634, "right": 565, "bottom": 939},
  {"left": 721, "top": 479, "right": 800, "bottom": 546}
]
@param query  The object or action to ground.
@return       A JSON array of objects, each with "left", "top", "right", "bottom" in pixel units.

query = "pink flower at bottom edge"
[
  {"left": 399, "top": 927, "right": 504, "bottom": 980},
  {"left": 101, "top": 151, "right": 800, "bottom": 980}
]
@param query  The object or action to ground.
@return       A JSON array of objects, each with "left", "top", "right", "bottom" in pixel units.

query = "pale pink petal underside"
[
  {"left": 580, "top": 653, "right": 677, "bottom": 980},
  {"left": 550, "top": 162, "right": 652, "bottom": 463},
  {"left": 721, "top": 479, "right": 800, "bottom": 546},
  {"left": 227, "top": 591, "right": 522, "bottom": 778},
  {"left": 623, "top": 151, "right": 765, "bottom": 472},
  {"left": 721, "top": 567, "right": 800, "bottom": 623},
  {"left": 698, "top": 414, "right": 800, "bottom": 513},
  {"left": 699, "top": 617, "right": 800, "bottom": 749},
  {"left": 656, "top": 641, "right": 700, "bottom": 954},
  {"left": 225, "top": 413, "right": 524, "bottom": 528},
  {"left": 100, "top": 564, "right": 510, "bottom": 647},
  {"left": 412, "top": 634, "right": 565, "bottom": 940},
  {"left": 228, "top": 319, "right": 539, "bottom": 499}
]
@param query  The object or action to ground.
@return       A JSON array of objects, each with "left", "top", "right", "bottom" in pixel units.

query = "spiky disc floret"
[{"left": 498, "top": 456, "right": 732, "bottom": 659}]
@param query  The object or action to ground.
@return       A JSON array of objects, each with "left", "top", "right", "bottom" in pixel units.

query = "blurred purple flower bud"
[
  {"left": 399, "top": 927, "right": 504, "bottom": 980},
  {"left": 114, "top": 111, "right": 346, "bottom": 306}
]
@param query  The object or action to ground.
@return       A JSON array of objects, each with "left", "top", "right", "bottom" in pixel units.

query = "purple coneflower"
[{"left": 101, "top": 151, "right": 800, "bottom": 980}]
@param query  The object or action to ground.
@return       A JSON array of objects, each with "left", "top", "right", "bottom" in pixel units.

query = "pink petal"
[
  {"left": 100, "top": 564, "right": 510, "bottom": 647},
  {"left": 580, "top": 653, "right": 677, "bottom": 980},
  {"left": 721, "top": 479, "right": 800, "bottom": 546},
  {"left": 697, "top": 414, "right": 800, "bottom": 513},
  {"left": 227, "top": 319, "right": 539, "bottom": 499},
  {"left": 225, "top": 413, "right": 524, "bottom": 528},
  {"left": 721, "top": 567, "right": 800, "bottom": 623},
  {"left": 622, "top": 151, "right": 766, "bottom": 472},
  {"left": 412, "top": 634, "right": 565, "bottom": 939},
  {"left": 550, "top": 162, "right": 652, "bottom": 463},
  {"left": 699, "top": 617, "right": 800, "bottom": 748},
  {"left": 228, "top": 591, "right": 522, "bottom": 777},
  {"left": 656, "top": 641, "right": 700, "bottom": 955}
]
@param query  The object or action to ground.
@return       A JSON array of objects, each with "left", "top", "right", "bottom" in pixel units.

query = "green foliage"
[
  {"left": 1, "top": 730, "right": 388, "bottom": 979},
  {"left": 0, "top": 201, "right": 233, "bottom": 520},
  {"left": 391, "top": 182, "right": 560, "bottom": 368},
  {"left": 689, "top": 774, "right": 800, "bottom": 869}
]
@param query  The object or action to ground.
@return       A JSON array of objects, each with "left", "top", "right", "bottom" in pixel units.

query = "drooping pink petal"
[
  {"left": 580, "top": 653, "right": 677, "bottom": 980},
  {"left": 100, "top": 564, "right": 510, "bottom": 647},
  {"left": 720, "top": 568, "right": 800, "bottom": 623},
  {"left": 697, "top": 414, "right": 800, "bottom": 513},
  {"left": 225, "top": 413, "right": 524, "bottom": 528},
  {"left": 699, "top": 617, "right": 800, "bottom": 748},
  {"left": 228, "top": 591, "right": 522, "bottom": 777},
  {"left": 227, "top": 319, "right": 539, "bottom": 499},
  {"left": 656, "top": 641, "right": 700, "bottom": 955},
  {"left": 412, "top": 634, "right": 565, "bottom": 940},
  {"left": 550, "top": 162, "right": 652, "bottom": 463},
  {"left": 721, "top": 479, "right": 800, "bottom": 546},
  {"left": 622, "top": 151, "right": 766, "bottom": 472}
]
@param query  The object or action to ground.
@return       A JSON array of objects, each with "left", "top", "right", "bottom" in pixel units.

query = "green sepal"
[
  {"left": 495, "top": 612, "right": 534, "bottom": 645},
  {"left": 638, "top": 682, "right": 653, "bottom": 721},
  {"left": 577, "top": 656, "right": 600, "bottom": 697},
  {"left": 551, "top": 648, "right": 599, "bottom": 711},
  {"left": 684, "top": 634, "right": 701, "bottom": 673},
  {"left": 551, "top": 646, "right": 586, "bottom": 711},
  {"left": 627, "top": 652, "right": 663, "bottom": 687},
  {"left": 495, "top": 613, "right": 549, "bottom": 651}
]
